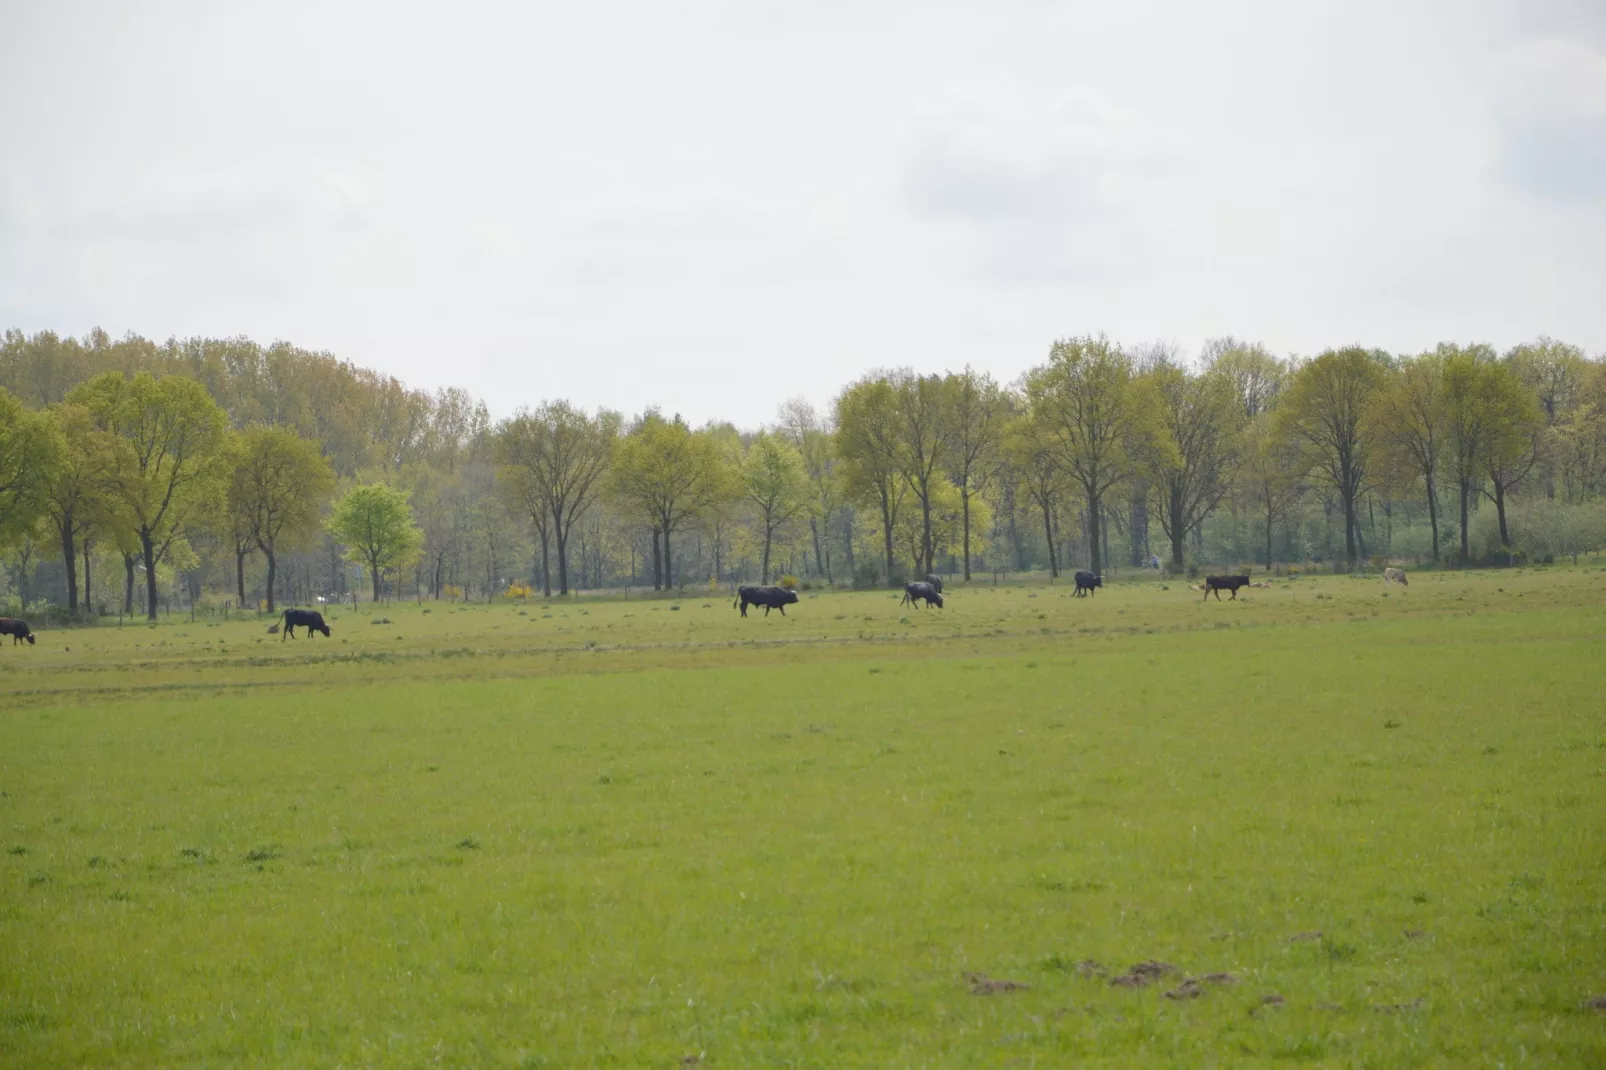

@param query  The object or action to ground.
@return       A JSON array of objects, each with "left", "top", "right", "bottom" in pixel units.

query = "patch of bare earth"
[
  {"left": 1109, "top": 960, "right": 1179, "bottom": 988},
  {"left": 1163, "top": 973, "right": 1238, "bottom": 1000},
  {"left": 1248, "top": 994, "right": 1286, "bottom": 1018},
  {"left": 1288, "top": 930, "right": 1323, "bottom": 943},
  {"left": 1583, "top": 997, "right": 1606, "bottom": 1012},
  {"left": 964, "top": 971, "right": 1030, "bottom": 995}
]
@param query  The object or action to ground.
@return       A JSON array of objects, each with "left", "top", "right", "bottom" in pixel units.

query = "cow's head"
[
  {"left": 1088, "top": 575, "right": 1103, "bottom": 587},
  {"left": 318, "top": 623, "right": 332, "bottom": 637},
  {"left": 25, "top": 633, "right": 36, "bottom": 644},
  {"left": 929, "top": 591, "right": 945, "bottom": 608},
  {"left": 782, "top": 589, "right": 799, "bottom": 605}
]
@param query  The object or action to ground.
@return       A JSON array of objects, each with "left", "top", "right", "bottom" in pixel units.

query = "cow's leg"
[
  {"left": 778, "top": 605, "right": 786, "bottom": 615},
  {"left": 1230, "top": 588, "right": 1238, "bottom": 600},
  {"left": 763, "top": 605, "right": 771, "bottom": 616},
  {"left": 739, "top": 601, "right": 747, "bottom": 617}
]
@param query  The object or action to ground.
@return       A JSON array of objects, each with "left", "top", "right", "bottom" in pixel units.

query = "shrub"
[
  {"left": 778, "top": 575, "right": 799, "bottom": 590},
  {"left": 852, "top": 563, "right": 882, "bottom": 590}
]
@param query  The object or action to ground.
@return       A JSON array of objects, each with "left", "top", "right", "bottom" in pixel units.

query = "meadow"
[{"left": 3, "top": 567, "right": 1605, "bottom": 1067}]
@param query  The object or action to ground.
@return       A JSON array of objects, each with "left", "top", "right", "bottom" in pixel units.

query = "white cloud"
[{"left": 0, "top": 0, "right": 1602, "bottom": 426}]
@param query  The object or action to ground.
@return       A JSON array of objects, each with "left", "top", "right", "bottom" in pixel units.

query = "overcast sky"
[{"left": 2, "top": 0, "right": 1603, "bottom": 425}]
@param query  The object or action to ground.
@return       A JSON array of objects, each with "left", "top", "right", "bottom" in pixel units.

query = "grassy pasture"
[{"left": 2, "top": 568, "right": 1605, "bottom": 1067}]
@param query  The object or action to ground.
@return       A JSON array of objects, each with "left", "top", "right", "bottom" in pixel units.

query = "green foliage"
[
  {"left": 327, "top": 483, "right": 424, "bottom": 601},
  {"left": 743, "top": 432, "right": 808, "bottom": 582},
  {"left": 0, "top": 387, "right": 64, "bottom": 551},
  {"left": 1275, "top": 348, "right": 1384, "bottom": 566},
  {"left": 227, "top": 426, "right": 336, "bottom": 609},
  {"left": 1023, "top": 335, "right": 1151, "bottom": 575},
  {"left": 66, "top": 372, "right": 229, "bottom": 618}
]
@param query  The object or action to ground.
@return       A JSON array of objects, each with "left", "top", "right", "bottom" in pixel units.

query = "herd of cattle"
[{"left": 0, "top": 569, "right": 1412, "bottom": 648}]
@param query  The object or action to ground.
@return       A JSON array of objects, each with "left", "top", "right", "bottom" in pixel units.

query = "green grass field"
[{"left": 4, "top": 568, "right": 1605, "bottom": 1067}]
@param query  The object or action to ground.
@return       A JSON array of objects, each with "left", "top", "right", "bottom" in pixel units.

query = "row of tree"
[{"left": 4, "top": 329, "right": 1605, "bottom": 621}]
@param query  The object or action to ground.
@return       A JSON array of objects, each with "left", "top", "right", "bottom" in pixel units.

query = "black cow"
[
  {"left": 278, "top": 608, "right": 332, "bottom": 639},
  {"left": 0, "top": 618, "right": 36, "bottom": 645},
  {"left": 1073, "top": 570, "right": 1102, "bottom": 597},
  {"left": 734, "top": 585, "right": 798, "bottom": 618},
  {"left": 924, "top": 573, "right": 944, "bottom": 594},
  {"left": 1203, "top": 574, "right": 1251, "bottom": 601},
  {"left": 902, "top": 582, "right": 944, "bottom": 609}
]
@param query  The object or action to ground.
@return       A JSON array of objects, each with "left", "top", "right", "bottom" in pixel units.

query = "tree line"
[{"left": 3, "top": 328, "right": 1605, "bottom": 621}]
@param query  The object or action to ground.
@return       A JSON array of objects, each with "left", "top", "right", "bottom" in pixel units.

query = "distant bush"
[{"left": 778, "top": 575, "right": 799, "bottom": 590}]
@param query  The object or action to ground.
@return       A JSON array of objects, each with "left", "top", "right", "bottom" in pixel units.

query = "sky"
[{"left": 2, "top": 0, "right": 1604, "bottom": 426}]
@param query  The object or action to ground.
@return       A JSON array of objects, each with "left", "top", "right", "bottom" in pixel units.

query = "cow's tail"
[{"left": 277, "top": 609, "right": 289, "bottom": 639}]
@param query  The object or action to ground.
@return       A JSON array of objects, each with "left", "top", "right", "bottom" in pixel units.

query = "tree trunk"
[
  {"left": 1129, "top": 491, "right": 1148, "bottom": 568},
  {"left": 236, "top": 548, "right": 248, "bottom": 604},
  {"left": 1493, "top": 481, "right": 1511, "bottom": 552},
  {"left": 761, "top": 526, "right": 773, "bottom": 583},
  {"left": 537, "top": 525, "right": 551, "bottom": 596},
  {"left": 879, "top": 494, "right": 894, "bottom": 583},
  {"left": 662, "top": 527, "right": 674, "bottom": 589},
  {"left": 961, "top": 487, "right": 973, "bottom": 581},
  {"left": 810, "top": 518, "right": 824, "bottom": 578},
  {"left": 1168, "top": 483, "right": 1186, "bottom": 572},
  {"left": 1342, "top": 488, "right": 1358, "bottom": 569},
  {"left": 123, "top": 553, "right": 135, "bottom": 616},
  {"left": 370, "top": 555, "right": 382, "bottom": 603},
  {"left": 265, "top": 546, "right": 278, "bottom": 612},
  {"left": 1086, "top": 488, "right": 1104, "bottom": 575},
  {"left": 555, "top": 523, "right": 570, "bottom": 596},
  {"left": 837, "top": 508, "right": 853, "bottom": 580},
  {"left": 140, "top": 528, "right": 159, "bottom": 621},
  {"left": 1426, "top": 475, "right": 1440, "bottom": 564},
  {"left": 1264, "top": 496, "right": 1275, "bottom": 570},
  {"left": 920, "top": 489, "right": 934, "bottom": 577},
  {"left": 82, "top": 539, "right": 92, "bottom": 616},
  {"left": 651, "top": 528, "right": 663, "bottom": 590},
  {"left": 1458, "top": 479, "right": 1471, "bottom": 565},
  {"left": 59, "top": 514, "right": 78, "bottom": 613},
  {"left": 1041, "top": 500, "right": 1059, "bottom": 578}
]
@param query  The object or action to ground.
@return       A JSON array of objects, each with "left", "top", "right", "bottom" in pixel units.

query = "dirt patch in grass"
[
  {"left": 964, "top": 972, "right": 1030, "bottom": 995},
  {"left": 1109, "top": 960, "right": 1178, "bottom": 988},
  {"left": 1288, "top": 930, "right": 1323, "bottom": 942},
  {"left": 1163, "top": 973, "right": 1237, "bottom": 1000}
]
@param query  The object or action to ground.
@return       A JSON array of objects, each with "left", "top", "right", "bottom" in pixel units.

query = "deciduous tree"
[
  {"left": 1276, "top": 348, "right": 1383, "bottom": 569},
  {"left": 742, "top": 432, "right": 808, "bottom": 582},
  {"left": 327, "top": 483, "right": 424, "bottom": 602},
  {"left": 1024, "top": 336, "right": 1145, "bottom": 576},
  {"left": 228, "top": 426, "right": 336, "bottom": 611},
  {"left": 944, "top": 368, "right": 1006, "bottom": 580},
  {"left": 68, "top": 372, "right": 229, "bottom": 619}
]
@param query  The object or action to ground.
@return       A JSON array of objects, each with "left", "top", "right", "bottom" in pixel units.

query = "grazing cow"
[
  {"left": 1202, "top": 574, "right": 1252, "bottom": 601},
  {"left": 278, "top": 608, "right": 331, "bottom": 640},
  {"left": 0, "top": 618, "right": 36, "bottom": 645},
  {"left": 1073, "top": 570, "right": 1102, "bottom": 597},
  {"left": 901, "top": 582, "right": 944, "bottom": 609},
  {"left": 1384, "top": 567, "right": 1408, "bottom": 586},
  {"left": 924, "top": 573, "right": 944, "bottom": 594},
  {"left": 734, "top": 584, "right": 799, "bottom": 618}
]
